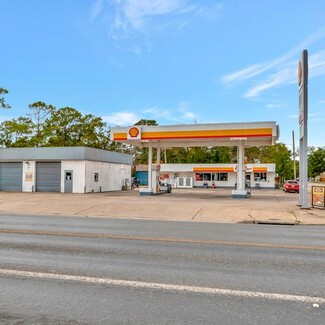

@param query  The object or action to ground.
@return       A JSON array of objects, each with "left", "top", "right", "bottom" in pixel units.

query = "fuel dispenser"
[{"left": 151, "top": 164, "right": 160, "bottom": 194}]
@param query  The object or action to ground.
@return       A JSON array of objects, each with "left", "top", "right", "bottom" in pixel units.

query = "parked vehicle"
[{"left": 283, "top": 180, "right": 299, "bottom": 193}]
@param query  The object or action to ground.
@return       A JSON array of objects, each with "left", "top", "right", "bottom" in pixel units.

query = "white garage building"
[{"left": 0, "top": 147, "right": 132, "bottom": 193}]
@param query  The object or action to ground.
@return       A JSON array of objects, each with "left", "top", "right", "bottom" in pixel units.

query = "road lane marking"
[
  {"left": 0, "top": 268, "right": 324, "bottom": 304},
  {"left": 0, "top": 228, "right": 325, "bottom": 251}
]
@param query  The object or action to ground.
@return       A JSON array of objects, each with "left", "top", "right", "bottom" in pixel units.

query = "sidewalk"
[{"left": 0, "top": 188, "right": 324, "bottom": 225}]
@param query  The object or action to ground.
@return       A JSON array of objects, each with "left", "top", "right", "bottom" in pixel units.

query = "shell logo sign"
[{"left": 127, "top": 126, "right": 141, "bottom": 140}]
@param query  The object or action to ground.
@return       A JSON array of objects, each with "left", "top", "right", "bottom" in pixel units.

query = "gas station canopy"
[
  {"left": 110, "top": 121, "right": 279, "bottom": 198},
  {"left": 110, "top": 121, "right": 279, "bottom": 148}
]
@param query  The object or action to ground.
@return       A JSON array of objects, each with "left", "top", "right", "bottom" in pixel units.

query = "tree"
[
  {"left": 208, "top": 147, "right": 233, "bottom": 163},
  {"left": 262, "top": 143, "right": 292, "bottom": 182},
  {"left": 45, "top": 107, "right": 113, "bottom": 149},
  {"left": 28, "top": 101, "right": 56, "bottom": 146},
  {"left": 44, "top": 107, "right": 82, "bottom": 147},
  {"left": 308, "top": 147, "right": 325, "bottom": 177},
  {"left": 0, "top": 87, "right": 11, "bottom": 109},
  {"left": 244, "top": 146, "right": 263, "bottom": 163},
  {"left": 0, "top": 117, "right": 33, "bottom": 147},
  {"left": 134, "top": 119, "right": 158, "bottom": 126},
  {"left": 0, "top": 104, "right": 121, "bottom": 150}
]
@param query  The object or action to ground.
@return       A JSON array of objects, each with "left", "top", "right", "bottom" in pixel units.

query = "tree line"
[{"left": 1, "top": 87, "right": 324, "bottom": 182}]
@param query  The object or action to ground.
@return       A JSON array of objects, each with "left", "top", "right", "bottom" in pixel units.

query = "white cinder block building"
[{"left": 0, "top": 147, "right": 132, "bottom": 193}]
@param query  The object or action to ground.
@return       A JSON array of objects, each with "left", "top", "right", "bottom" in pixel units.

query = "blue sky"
[{"left": 1, "top": 0, "right": 325, "bottom": 148}]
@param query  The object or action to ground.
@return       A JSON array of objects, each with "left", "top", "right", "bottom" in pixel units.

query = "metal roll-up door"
[
  {"left": 36, "top": 162, "right": 61, "bottom": 192},
  {"left": 0, "top": 162, "right": 23, "bottom": 191}
]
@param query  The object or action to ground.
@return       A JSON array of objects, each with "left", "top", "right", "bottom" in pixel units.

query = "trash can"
[
  {"left": 203, "top": 182, "right": 208, "bottom": 188},
  {"left": 167, "top": 184, "right": 172, "bottom": 193},
  {"left": 255, "top": 183, "right": 260, "bottom": 189}
]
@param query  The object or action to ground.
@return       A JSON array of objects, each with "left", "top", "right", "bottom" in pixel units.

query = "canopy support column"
[
  {"left": 148, "top": 142, "right": 153, "bottom": 191},
  {"left": 156, "top": 143, "right": 161, "bottom": 164},
  {"left": 232, "top": 140, "right": 248, "bottom": 198}
]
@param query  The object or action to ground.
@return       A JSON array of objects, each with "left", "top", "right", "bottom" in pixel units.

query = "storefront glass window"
[
  {"left": 212, "top": 173, "right": 228, "bottom": 181},
  {"left": 196, "top": 173, "right": 212, "bottom": 181},
  {"left": 254, "top": 172, "right": 267, "bottom": 182}
]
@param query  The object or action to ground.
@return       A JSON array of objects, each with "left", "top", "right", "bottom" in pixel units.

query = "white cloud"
[
  {"left": 103, "top": 112, "right": 138, "bottom": 126},
  {"left": 104, "top": 102, "right": 197, "bottom": 126},
  {"left": 221, "top": 63, "right": 271, "bottom": 85},
  {"left": 267, "top": 103, "right": 288, "bottom": 108},
  {"left": 91, "top": 0, "right": 104, "bottom": 20},
  {"left": 178, "top": 102, "right": 197, "bottom": 121},
  {"left": 92, "top": 0, "right": 223, "bottom": 45},
  {"left": 122, "top": 0, "right": 185, "bottom": 30},
  {"left": 143, "top": 107, "right": 175, "bottom": 121},
  {"left": 195, "top": 3, "right": 223, "bottom": 21},
  {"left": 309, "top": 50, "right": 325, "bottom": 78},
  {"left": 310, "top": 117, "right": 325, "bottom": 123},
  {"left": 244, "top": 68, "right": 295, "bottom": 99},
  {"left": 129, "top": 45, "right": 142, "bottom": 55},
  {"left": 220, "top": 28, "right": 325, "bottom": 99},
  {"left": 142, "top": 102, "right": 197, "bottom": 123},
  {"left": 287, "top": 113, "right": 320, "bottom": 120}
]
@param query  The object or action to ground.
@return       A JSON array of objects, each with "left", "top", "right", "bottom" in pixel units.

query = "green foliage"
[
  {"left": 0, "top": 117, "right": 33, "bottom": 147},
  {"left": 0, "top": 87, "right": 11, "bottom": 109},
  {"left": 0, "top": 103, "right": 120, "bottom": 151},
  {"left": 308, "top": 146, "right": 325, "bottom": 177},
  {"left": 28, "top": 101, "right": 56, "bottom": 147},
  {"left": 264, "top": 143, "right": 292, "bottom": 182},
  {"left": 134, "top": 119, "right": 158, "bottom": 126}
]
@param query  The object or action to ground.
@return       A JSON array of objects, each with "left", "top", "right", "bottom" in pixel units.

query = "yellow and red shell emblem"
[{"left": 128, "top": 127, "right": 140, "bottom": 138}]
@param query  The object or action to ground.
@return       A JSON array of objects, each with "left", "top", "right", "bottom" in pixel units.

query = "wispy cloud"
[
  {"left": 310, "top": 117, "right": 325, "bottom": 123},
  {"left": 120, "top": 0, "right": 186, "bottom": 30},
  {"left": 195, "top": 3, "right": 223, "bottom": 21},
  {"left": 220, "top": 28, "right": 325, "bottom": 99},
  {"left": 91, "top": 1, "right": 223, "bottom": 50},
  {"left": 287, "top": 112, "right": 321, "bottom": 120},
  {"left": 178, "top": 101, "right": 196, "bottom": 121},
  {"left": 103, "top": 112, "right": 139, "bottom": 126},
  {"left": 91, "top": 0, "right": 104, "bottom": 20},
  {"left": 244, "top": 67, "right": 295, "bottom": 99},
  {"left": 267, "top": 103, "right": 288, "bottom": 108},
  {"left": 103, "top": 102, "right": 197, "bottom": 126},
  {"left": 143, "top": 107, "right": 174, "bottom": 121},
  {"left": 143, "top": 102, "right": 197, "bottom": 123}
]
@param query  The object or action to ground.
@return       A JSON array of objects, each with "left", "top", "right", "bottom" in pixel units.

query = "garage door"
[
  {"left": 36, "top": 162, "right": 61, "bottom": 192},
  {"left": 0, "top": 162, "right": 23, "bottom": 191}
]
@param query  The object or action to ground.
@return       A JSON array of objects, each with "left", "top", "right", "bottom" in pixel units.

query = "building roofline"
[{"left": 0, "top": 147, "right": 133, "bottom": 165}]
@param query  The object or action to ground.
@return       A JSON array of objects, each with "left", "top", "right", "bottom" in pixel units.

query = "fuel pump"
[{"left": 151, "top": 164, "right": 161, "bottom": 194}]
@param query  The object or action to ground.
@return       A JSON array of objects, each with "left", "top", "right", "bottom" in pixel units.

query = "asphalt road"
[{"left": 0, "top": 214, "right": 324, "bottom": 324}]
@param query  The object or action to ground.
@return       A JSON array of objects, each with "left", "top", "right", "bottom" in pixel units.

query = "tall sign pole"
[
  {"left": 292, "top": 130, "right": 296, "bottom": 180},
  {"left": 298, "top": 50, "right": 309, "bottom": 208}
]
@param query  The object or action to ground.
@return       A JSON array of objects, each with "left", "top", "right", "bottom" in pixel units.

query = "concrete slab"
[{"left": 0, "top": 188, "right": 324, "bottom": 225}]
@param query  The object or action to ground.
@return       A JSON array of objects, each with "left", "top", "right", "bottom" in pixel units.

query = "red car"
[{"left": 283, "top": 180, "right": 299, "bottom": 193}]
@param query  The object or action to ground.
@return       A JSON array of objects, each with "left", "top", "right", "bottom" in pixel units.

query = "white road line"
[{"left": 0, "top": 268, "right": 324, "bottom": 304}]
